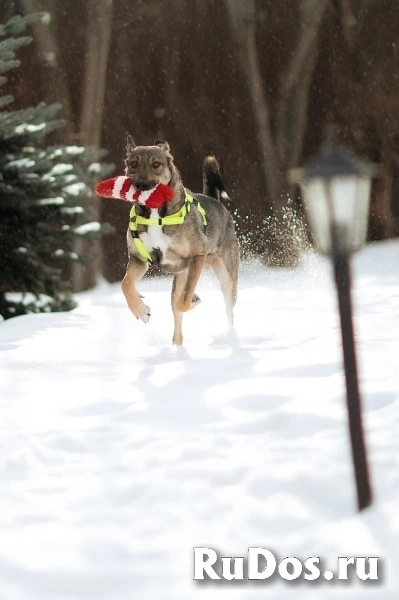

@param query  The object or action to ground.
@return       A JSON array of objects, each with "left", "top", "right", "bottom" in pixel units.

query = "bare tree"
[
  {"left": 225, "top": 0, "right": 329, "bottom": 265},
  {"left": 20, "top": 0, "right": 73, "bottom": 130},
  {"left": 74, "top": 0, "right": 113, "bottom": 290},
  {"left": 333, "top": 0, "right": 398, "bottom": 240},
  {"left": 79, "top": 0, "right": 113, "bottom": 149}
]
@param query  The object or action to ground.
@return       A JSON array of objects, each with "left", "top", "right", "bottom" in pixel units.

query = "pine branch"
[{"left": 5, "top": 13, "right": 49, "bottom": 36}]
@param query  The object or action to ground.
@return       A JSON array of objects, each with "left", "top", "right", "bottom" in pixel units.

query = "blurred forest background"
[{"left": 1, "top": 0, "right": 399, "bottom": 286}]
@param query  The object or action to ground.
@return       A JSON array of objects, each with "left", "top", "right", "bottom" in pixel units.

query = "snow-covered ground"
[{"left": 1, "top": 240, "right": 399, "bottom": 599}]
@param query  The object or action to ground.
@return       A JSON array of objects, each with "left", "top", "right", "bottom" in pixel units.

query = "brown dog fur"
[{"left": 121, "top": 137, "right": 239, "bottom": 345}]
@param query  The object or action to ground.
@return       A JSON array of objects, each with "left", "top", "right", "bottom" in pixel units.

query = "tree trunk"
[
  {"left": 20, "top": 0, "right": 73, "bottom": 131},
  {"left": 80, "top": 0, "right": 113, "bottom": 149},
  {"left": 74, "top": 0, "right": 113, "bottom": 291},
  {"left": 225, "top": 0, "right": 329, "bottom": 266},
  {"left": 276, "top": 0, "right": 328, "bottom": 173},
  {"left": 225, "top": 0, "right": 281, "bottom": 202},
  {"left": 369, "top": 146, "right": 394, "bottom": 240}
]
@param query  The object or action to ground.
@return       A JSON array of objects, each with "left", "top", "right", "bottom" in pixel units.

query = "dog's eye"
[
  {"left": 152, "top": 161, "right": 160, "bottom": 168},
  {"left": 129, "top": 161, "right": 138, "bottom": 168}
]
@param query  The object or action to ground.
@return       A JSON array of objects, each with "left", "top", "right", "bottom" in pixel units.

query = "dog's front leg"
[
  {"left": 176, "top": 255, "right": 205, "bottom": 313},
  {"left": 121, "top": 256, "right": 151, "bottom": 323}
]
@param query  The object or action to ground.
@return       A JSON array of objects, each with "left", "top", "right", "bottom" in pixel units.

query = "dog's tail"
[{"left": 203, "top": 155, "right": 230, "bottom": 202}]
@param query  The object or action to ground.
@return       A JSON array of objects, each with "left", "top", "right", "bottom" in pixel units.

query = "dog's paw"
[
  {"left": 132, "top": 299, "right": 151, "bottom": 323},
  {"left": 190, "top": 294, "right": 202, "bottom": 310},
  {"left": 172, "top": 332, "right": 183, "bottom": 345},
  {"left": 176, "top": 294, "right": 202, "bottom": 313}
]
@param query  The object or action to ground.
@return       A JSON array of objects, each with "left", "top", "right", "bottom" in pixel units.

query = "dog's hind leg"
[
  {"left": 121, "top": 256, "right": 151, "bottom": 323},
  {"left": 172, "top": 270, "right": 203, "bottom": 344},
  {"left": 209, "top": 253, "right": 238, "bottom": 327},
  {"left": 171, "top": 271, "right": 186, "bottom": 345}
]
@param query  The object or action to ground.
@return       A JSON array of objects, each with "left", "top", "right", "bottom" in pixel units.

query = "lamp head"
[{"left": 290, "top": 129, "right": 379, "bottom": 256}]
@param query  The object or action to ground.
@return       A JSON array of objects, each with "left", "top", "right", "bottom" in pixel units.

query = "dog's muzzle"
[{"left": 135, "top": 179, "right": 152, "bottom": 192}]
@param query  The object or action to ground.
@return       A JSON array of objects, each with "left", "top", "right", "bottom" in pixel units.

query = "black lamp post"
[{"left": 290, "top": 131, "right": 379, "bottom": 512}]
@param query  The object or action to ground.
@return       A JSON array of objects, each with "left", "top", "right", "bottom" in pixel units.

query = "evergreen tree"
[{"left": 0, "top": 13, "right": 113, "bottom": 320}]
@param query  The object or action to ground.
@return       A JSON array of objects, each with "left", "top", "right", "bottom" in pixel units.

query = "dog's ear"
[
  {"left": 154, "top": 139, "right": 173, "bottom": 159},
  {"left": 126, "top": 135, "right": 136, "bottom": 154}
]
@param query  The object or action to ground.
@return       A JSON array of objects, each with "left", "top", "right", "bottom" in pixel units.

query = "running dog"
[{"left": 121, "top": 137, "right": 239, "bottom": 345}]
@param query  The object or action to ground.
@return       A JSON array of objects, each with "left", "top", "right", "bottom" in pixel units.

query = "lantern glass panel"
[
  {"left": 352, "top": 177, "right": 371, "bottom": 249},
  {"left": 300, "top": 178, "right": 331, "bottom": 254},
  {"left": 301, "top": 176, "right": 371, "bottom": 255}
]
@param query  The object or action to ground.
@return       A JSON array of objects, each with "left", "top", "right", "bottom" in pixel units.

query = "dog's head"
[{"left": 124, "top": 136, "right": 174, "bottom": 192}]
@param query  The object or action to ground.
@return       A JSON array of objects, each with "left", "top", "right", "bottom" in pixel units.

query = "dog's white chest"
[{"left": 139, "top": 209, "right": 171, "bottom": 257}]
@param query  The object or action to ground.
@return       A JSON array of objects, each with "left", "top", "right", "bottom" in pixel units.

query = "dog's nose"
[{"left": 135, "top": 179, "right": 151, "bottom": 192}]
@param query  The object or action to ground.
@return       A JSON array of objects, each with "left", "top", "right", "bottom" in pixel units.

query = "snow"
[
  {"left": 73, "top": 221, "right": 101, "bottom": 235},
  {"left": 60, "top": 174, "right": 78, "bottom": 184},
  {"left": 6, "top": 157, "right": 35, "bottom": 169},
  {"left": 48, "top": 163, "right": 73, "bottom": 176},
  {"left": 14, "top": 123, "right": 46, "bottom": 134},
  {"left": 0, "top": 239, "right": 399, "bottom": 599},
  {"left": 4, "top": 292, "right": 53, "bottom": 310},
  {"left": 88, "top": 162, "right": 103, "bottom": 174},
  {"left": 35, "top": 196, "right": 65, "bottom": 206},
  {"left": 61, "top": 206, "right": 84, "bottom": 215},
  {"left": 41, "top": 12, "right": 51, "bottom": 25},
  {"left": 65, "top": 145, "right": 85, "bottom": 156},
  {"left": 62, "top": 181, "right": 86, "bottom": 196}
]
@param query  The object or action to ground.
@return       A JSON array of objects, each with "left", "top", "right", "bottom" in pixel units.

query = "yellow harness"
[{"left": 129, "top": 188, "right": 207, "bottom": 263}]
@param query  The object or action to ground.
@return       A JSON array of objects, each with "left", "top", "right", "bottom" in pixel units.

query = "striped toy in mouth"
[{"left": 95, "top": 176, "right": 174, "bottom": 209}]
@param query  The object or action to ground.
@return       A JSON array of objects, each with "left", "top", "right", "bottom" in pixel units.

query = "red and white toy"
[{"left": 95, "top": 176, "right": 174, "bottom": 209}]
